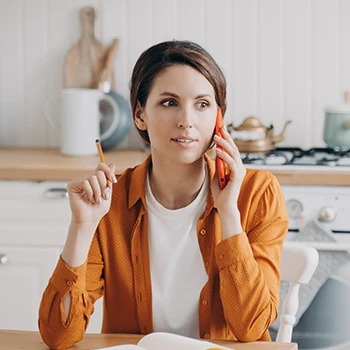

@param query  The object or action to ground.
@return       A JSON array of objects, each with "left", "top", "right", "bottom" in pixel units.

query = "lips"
[
  {"left": 171, "top": 137, "right": 197, "bottom": 143},
  {"left": 174, "top": 139, "right": 195, "bottom": 143},
  {"left": 170, "top": 137, "right": 198, "bottom": 148}
]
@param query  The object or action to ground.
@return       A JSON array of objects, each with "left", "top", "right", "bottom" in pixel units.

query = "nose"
[{"left": 177, "top": 107, "right": 193, "bottom": 129}]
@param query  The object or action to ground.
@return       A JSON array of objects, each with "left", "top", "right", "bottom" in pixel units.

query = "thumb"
[
  {"left": 108, "top": 163, "right": 116, "bottom": 173},
  {"left": 108, "top": 163, "right": 117, "bottom": 183}
]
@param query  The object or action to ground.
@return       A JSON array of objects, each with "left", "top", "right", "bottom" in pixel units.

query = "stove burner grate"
[{"left": 241, "top": 147, "right": 350, "bottom": 166}]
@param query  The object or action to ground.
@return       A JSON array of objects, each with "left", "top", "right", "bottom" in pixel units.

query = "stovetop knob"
[
  {"left": 318, "top": 206, "right": 337, "bottom": 223},
  {"left": 286, "top": 199, "right": 303, "bottom": 219}
]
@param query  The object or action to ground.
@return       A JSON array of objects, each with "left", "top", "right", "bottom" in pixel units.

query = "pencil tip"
[{"left": 95, "top": 139, "right": 100, "bottom": 143}]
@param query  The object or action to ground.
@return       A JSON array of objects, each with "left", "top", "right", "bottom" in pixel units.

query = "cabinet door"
[
  {"left": 0, "top": 180, "right": 103, "bottom": 333},
  {"left": 0, "top": 180, "right": 70, "bottom": 246},
  {"left": 0, "top": 246, "right": 61, "bottom": 331}
]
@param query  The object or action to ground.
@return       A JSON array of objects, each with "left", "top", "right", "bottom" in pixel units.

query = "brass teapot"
[{"left": 227, "top": 116, "right": 292, "bottom": 153}]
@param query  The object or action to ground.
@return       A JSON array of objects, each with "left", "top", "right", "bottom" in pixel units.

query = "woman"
[{"left": 39, "top": 40, "right": 288, "bottom": 349}]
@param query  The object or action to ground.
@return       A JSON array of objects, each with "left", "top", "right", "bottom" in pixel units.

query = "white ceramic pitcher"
[{"left": 45, "top": 88, "right": 118, "bottom": 156}]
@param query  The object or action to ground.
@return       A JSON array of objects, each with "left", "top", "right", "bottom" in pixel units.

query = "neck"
[{"left": 149, "top": 155, "right": 206, "bottom": 210}]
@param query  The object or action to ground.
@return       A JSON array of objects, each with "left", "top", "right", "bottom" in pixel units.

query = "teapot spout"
[{"left": 272, "top": 120, "right": 292, "bottom": 143}]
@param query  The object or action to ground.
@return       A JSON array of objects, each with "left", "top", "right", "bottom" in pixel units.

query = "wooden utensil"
[
  {"left": 63, "top": 7, "right": 115, "bottom": 89},
  {"left": 99, "top": 37, "right": 119, "bottom": 92}
]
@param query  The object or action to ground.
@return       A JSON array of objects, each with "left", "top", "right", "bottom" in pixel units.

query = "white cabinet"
[
  {"left": 0, "top": 246, "right": 61, "bottom": 330},
  {"left": 0, "top": 180, "right": 102, "bottom": 333}
]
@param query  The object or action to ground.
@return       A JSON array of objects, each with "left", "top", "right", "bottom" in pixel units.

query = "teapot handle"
[
  {"left": 44, "top": 97, "right": 60, "bottom": 130},
  {"left": 226, "top": 123, "right": 234, "bottom": 133},
  {"left": 99, "top": 94, "right": 120, "bottom": 142}
]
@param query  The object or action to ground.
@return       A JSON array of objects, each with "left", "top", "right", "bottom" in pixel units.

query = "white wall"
[{"left": 1, "top": 0, "right": 350, "bottom": 150}]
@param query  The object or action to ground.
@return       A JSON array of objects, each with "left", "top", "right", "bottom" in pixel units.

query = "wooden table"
[{"left": 0, "top": 330, "right": 297, "bottom": 350}]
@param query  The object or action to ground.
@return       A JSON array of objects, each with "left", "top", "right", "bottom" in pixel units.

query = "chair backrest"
[{"left": 276, "top": 244, "right": 319, "bottom": 343}]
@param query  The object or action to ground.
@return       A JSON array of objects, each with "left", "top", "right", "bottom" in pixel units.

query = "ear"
[{"left": 134, "top": 101, "right": 147, "bottom": 131}]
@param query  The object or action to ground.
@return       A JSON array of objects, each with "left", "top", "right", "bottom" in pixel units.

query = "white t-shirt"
[{"left": 145, "top": 168, "right": 209, "bottom": 338}]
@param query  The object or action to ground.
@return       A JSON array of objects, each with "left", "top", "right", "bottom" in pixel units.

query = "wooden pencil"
[{"left": 95, "top": 139, "right": 105, "bottom": 163}]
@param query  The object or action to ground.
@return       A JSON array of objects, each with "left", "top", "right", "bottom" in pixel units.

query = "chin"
[
  {"left": 152, "top": 144, "right": 208, "bottom": 164},
  {"left": 171, "top": 150, "right": 205, "bottom": 165}
]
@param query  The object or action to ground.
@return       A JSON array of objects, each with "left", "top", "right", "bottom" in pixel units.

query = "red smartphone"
[{"left": 215, "top": 108, "right": 228, "bottom": 189}]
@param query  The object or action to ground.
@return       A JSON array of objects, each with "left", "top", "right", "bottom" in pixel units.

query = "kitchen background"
[
  {"left": 1, "top": 0, "right": 350, "bottom": 151},
  {"left": 1, "top": 2, "right": 350, "bottom": 349}
]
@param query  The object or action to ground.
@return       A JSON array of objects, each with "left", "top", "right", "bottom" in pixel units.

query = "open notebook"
[{"left": 95, "top": 332, "right": 233, "bottom": 350}]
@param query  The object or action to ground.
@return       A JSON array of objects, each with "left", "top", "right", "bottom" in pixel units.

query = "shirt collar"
[{"left": 128, "top": 153, "right": 217, "bottom": 210}]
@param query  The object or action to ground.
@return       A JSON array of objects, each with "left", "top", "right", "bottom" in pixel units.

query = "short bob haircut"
[{"left": 130, "top": 40, "right": 227, "bottom": 144}]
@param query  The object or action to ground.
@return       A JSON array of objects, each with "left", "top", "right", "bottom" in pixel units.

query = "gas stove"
[
  {"left": 243, "top": 148, "right": 350, "bottom": 350},
  {"left": 240, "top": 147, "right": 350, "bottom": 244},
  {"left": 241, "top": 147, "right": 350, "bottom": 171}
]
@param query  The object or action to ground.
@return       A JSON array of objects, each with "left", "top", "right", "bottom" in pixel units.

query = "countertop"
[
  {"left": 0, "top": 148, "right": 350, "bottom": 185},
  {"left": 0, "top": 148, "right": 148, "bottom": 181},
  {"left": 0, "top": 330, "right": 298, "bottom": 350}
]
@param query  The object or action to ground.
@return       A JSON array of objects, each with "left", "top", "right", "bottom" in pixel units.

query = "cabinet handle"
[
  {"left": 45, "top": 188, "right": 68, "bottom": 199},
  {"left": 0, "top": 254, "right": 9, "bottom": 265}
]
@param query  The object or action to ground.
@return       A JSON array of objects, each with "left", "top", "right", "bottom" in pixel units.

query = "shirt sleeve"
[
  {"left": 215, "top": 174, "right": 289, "bottom": 341},
  {"left": 38, "top": 233, "right": 104, "bottom": 349}
]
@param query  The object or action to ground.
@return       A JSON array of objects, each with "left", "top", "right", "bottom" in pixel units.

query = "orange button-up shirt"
[{"left": 39, "top": 155, "right": 288, "bottom": 349}]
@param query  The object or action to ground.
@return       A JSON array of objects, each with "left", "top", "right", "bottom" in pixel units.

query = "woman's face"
[{"left": 135, "top": 64, "right": 217, "bottom": 165}]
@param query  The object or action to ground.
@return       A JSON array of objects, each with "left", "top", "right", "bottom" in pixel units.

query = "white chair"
[{"left": 276, "top": 244, "right": 319, "bottom": 343}]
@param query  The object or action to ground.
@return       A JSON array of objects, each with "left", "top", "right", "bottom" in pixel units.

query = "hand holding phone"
[{"left": 215, "top": 108, "right": 229, "bottom": 189}]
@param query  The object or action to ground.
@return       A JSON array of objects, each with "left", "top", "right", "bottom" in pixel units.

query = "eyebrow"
[{"left": 159, "top": 92, "right": 213, "bottom": 99}]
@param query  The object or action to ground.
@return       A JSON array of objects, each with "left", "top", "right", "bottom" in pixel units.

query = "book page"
[
  {"left": 94, "top": 332, "right": 233, "bottom": 350},
  {"left": 137, "top": 332, "right": 232, "bottom": 350},
  {"left": 95, "top": 345, "right": 146, "bottom": 350}
]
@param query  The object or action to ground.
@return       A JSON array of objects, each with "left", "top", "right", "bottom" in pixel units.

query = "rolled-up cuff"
[
  {"left": 49, "top": 256, "right": 88, "bottom": 294},
  {"left": 215, "top": 232, "right": 254, "bottom": 269}
]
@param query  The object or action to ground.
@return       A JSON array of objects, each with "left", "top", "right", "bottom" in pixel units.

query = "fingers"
[
  {"left": 96, "top": 163, "right": 118, "bottom": 185},
  {"left": 94, "top": 171, "right": 106, "bottom": 202},
  {"left": 214, "top": 127, "right": 246, "bottom": 182},
  {"left": 80, "top": 178, "right": 94, "bottom": 203},
  {"left": 79, "top": 175, "right": 101, "bottom": 204},
  {"left": 68, "top": 163, "right": 117, "bottom": 204},
  {"left": 214, "top": 127, "right": 241, "bottom": 161},
  {"left": 87, "top": 164, "right": 117, "bottom": 203}
]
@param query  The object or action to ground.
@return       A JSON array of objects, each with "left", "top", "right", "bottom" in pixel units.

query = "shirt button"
[
  {"left": 205, "top": 261, "right": 209, "bottom": 268},
  {"left": 218, "top": 254, "right": 224, "bottom": 260},
  {"left": 200, "top": 229, "right": 206, "bottom": 235},
  {"left": 204, "top": 333, "right": 210, "bottom": 339},
  {"left": 66, "top": 280, "right": 73, "bottom": 286},
  {"left": 202, "top": 299, "right": 207, "bottom": 306}
]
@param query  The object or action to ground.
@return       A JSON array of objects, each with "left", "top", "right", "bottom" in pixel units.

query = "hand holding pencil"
[{"left": 65, "top": 140, "right": 117, "bottom": 226}]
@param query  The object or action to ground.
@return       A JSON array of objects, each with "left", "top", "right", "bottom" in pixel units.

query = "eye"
[
  {"left": 197, "top": 101, "right": 209, "bottom": 109},
  {"left": 161, "top": 99, "right": 177, "bottom": 107}
]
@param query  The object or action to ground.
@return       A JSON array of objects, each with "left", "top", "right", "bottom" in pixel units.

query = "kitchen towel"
[{"left": 270, "top": 219, "right": 350, "bottom": 331}]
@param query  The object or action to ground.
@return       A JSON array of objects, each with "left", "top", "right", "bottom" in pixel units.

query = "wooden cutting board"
[{"left": 63, "top": 7, "right": 116, "bottom": 89}]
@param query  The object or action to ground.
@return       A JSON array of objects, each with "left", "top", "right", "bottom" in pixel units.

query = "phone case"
[{"left": 215, "top": 108, "right": 228, "bottom": 189}]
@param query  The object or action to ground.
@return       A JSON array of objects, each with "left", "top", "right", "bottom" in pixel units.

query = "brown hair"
[{"left": 130, "top": 40, "right": 227, "bottom": 144}]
